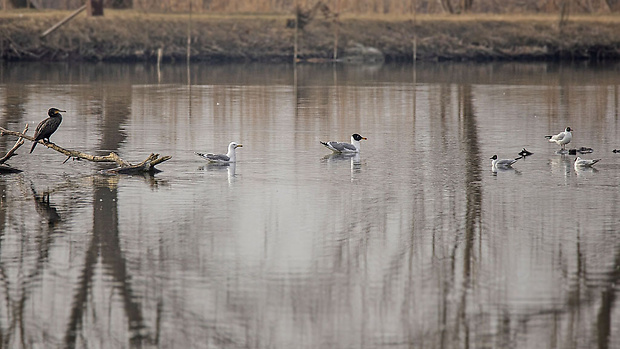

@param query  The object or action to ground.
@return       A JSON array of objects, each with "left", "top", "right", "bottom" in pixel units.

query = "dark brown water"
[{"left": 0, "top": 61, "right": 619, "bottom": 348}]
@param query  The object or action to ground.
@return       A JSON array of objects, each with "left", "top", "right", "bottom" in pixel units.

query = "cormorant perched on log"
[{"left": 30, "top": 108, "right": 65, "bottom": 153}]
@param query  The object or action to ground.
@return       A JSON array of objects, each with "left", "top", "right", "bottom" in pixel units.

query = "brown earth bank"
[{"left": 2, "top": 10, "right": 620, "bottom": 62}]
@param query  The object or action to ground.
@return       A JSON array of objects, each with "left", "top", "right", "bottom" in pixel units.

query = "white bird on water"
[
  {"left": 574, "top": 156, "right": 600, "bottom": 169},
  {"left": 320, "top": 134, "right": 367, "bottom": 153},
  {"left": 195, "top": 142, "right": 243, "bottom": 163},
  {"left": 545, "top": 127, "right": 572, "bottom": 150},
  {"left": 490, "top": 154, "right": 520, "bottom": 169}
]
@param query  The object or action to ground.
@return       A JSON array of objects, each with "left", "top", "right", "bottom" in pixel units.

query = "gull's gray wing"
[
  {"left": 328, "top": 142, "right": 356, "bottom": 152},
  {"left": 497, "top": 159, "right": 515, "bottom": 166},
  {"left": 195, "top": 152, "right": 230, "bottom": 162},
  {"left": 551, "top": 131, "right": 566, "bottom": 142}
]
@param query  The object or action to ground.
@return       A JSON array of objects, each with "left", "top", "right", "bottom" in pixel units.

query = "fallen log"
[
  {"left": 0, "top": 125, "right": 171, "bottom": 174},
  {"left": 104, "top": 153, "right": 171, "bottom": 174}
]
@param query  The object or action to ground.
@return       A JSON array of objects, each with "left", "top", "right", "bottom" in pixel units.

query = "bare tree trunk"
[
  {"left": 559, "top": 0, "right": 571, "bottom": 29},
  {"left": 600, "top": 0, "right": 612, "bottom": 12},
  {"left": 87, "top": 0, "right": 104, "bottom": 16},
  {"left": 462, "top": 0, "right": 473, "bottom": 12},
  {"left": 333, "top": 0, "right": 339, "bottom": 60},
  {"left": 439, "top": 0, "right": 454, "bottom": 13},
  {"left": 294, "top": 0, "right": 298, "bottom": 62}
]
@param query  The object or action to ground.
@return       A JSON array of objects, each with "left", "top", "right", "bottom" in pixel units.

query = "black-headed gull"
[
  {"left": 195, "top": 141, "right": 243, "bottom": 163},
  {"left": 490, "top": 154, "right": 520, "bottom": 169},
  {"left": 545, "top": 127, "right": 572, "bottom": 150},
  {"left": 574, "top": 156, "right": 600, "bottom": 168},
  {"left": 320, "top": 134, "right": 367, "bottom": 153}
]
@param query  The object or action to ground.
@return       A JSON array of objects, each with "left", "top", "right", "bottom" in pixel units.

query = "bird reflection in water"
[
  {"left": 322, "top": 152, "right": 362, "bottom": 178},
  {"left": 227, "top": 162, "right": 236, "bottom": 185},
  {"left": 549, "top": 154, "right": 572, "bottom": 179},
  {"left": 574, "top": 166, "right": 599, "bottom": 176},
  {"left": 199, "top": 162, "right": 237, "bottom": 186},
  {"left": 491, "top": 166, "right": 521, "bottom": 176},
  {"left": 31, "top": 185, "right": 61, "bottom": 226}
]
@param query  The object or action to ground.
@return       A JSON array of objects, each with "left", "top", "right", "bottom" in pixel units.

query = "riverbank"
[{"left": 2, "top": 10, "right": 620, "bottom": 62}]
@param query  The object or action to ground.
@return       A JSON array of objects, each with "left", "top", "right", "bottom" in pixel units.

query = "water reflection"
[
  {"left": 30, "top": 183, "right": 61, "bottom": 226},
  {"left": 0, "top": 62, "right": 618, "bottom": 348},
  {"left": 574, "top": 165, "right": 599, "bottom": 176},
  {"left": 549, "top": 154, "right": 573, "bottom": 180},
  {"left": 322, "top": 152, "right": 362, "bottom": 180},
  {"left": 199, "top": 162, "right": 237, "bottom": 186},
  {"left": 491, "top": 166, "right": 522, "bottom": 175}
]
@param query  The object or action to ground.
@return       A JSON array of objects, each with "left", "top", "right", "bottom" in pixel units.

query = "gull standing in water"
[
  {"left": 195, "top": 142, "right": 243, "bottom": 164},
  {"left": 320, "top": 133, "right": 367, "bottom": 153},
  {"left": 490, "top": 154, "right": 520, "bottom": 169},
  {"left": 545, "top": 127, "right": 572, "bottom": 150}
]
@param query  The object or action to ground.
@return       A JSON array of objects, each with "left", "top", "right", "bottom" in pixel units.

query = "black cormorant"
[{"left": 30, "top": 108, "right": 65, "bottom": 153}]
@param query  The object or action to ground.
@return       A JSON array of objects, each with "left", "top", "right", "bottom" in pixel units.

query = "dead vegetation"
[
  {"left": 1, "top": 10, "right": 620, "bottom": 62},
  {"left": 9, "top": 0, "right": 620, "bottom": 14}
]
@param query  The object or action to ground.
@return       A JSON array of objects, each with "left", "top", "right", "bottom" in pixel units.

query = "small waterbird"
[
  {"left": 545, "top": 127, "right": 572, "bottom": 150},
  {"left": 195, "top": 142, "right": 243, "bottom": 163},
  {"left": 574, "top": 156, "right": 600, "bottom": 169},
  {"left": 490, "top": 154, "right": 520, "bottom": 169},
  {"left": 321, "top": 133, "right": 367, "bottom": 153}
]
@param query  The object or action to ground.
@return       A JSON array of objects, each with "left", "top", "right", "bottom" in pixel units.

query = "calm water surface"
[{"left": 0, "top": 61, "right": 619, "bottom": 348}]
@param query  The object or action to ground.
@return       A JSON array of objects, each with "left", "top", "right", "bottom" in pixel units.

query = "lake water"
[{"left": 0, "top": 61, "right": 619, "bottom": 348}]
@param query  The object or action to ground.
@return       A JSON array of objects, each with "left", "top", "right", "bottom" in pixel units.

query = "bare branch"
[
  {"left": 0, "top": 124, "right": 28, "bottom": 165},
  {"left": 0, "top": 125, "right": 171, "bottom": 173},
  {"left": 105, "top": 153, "right": 172, "bottom": 174}
]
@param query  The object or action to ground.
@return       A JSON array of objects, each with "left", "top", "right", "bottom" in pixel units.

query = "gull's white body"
[
  {"left": 490, "top": 155, "right": 519, "bottom": 169},
  {"left": 574, "top": 156, "right": 600, "bottom": 169},
  {"left": 546, "top": 127, "right": 572, "bottom": 149},
  {"left": 195, "top": 142, "right": 243, "bottom": 163},
  {"left": 321, "top": 134, "right": 367, "bottom": 153}
]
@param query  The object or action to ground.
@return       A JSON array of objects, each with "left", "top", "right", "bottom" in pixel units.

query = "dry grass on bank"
[
  {"left": 2, "top": 8, "right": 620, "bottom": 21},
  {"left": 1, "top": 10, "right": 620, "bottom": 62}
]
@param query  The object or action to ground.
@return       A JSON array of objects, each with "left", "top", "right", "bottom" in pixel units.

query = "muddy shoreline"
[{"left": 2, "top": 11, "right": 620, "bottom": 63}]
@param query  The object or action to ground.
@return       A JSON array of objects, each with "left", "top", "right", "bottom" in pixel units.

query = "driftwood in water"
[
  {"left": 104, "top": 153, "right": 169, "bottom": 174},
  {"left": 0, "top": 124, "right": 28, "bottom": 173},
  {"left": 0, "top": 125, "right": 171, "bottom": 174}
]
